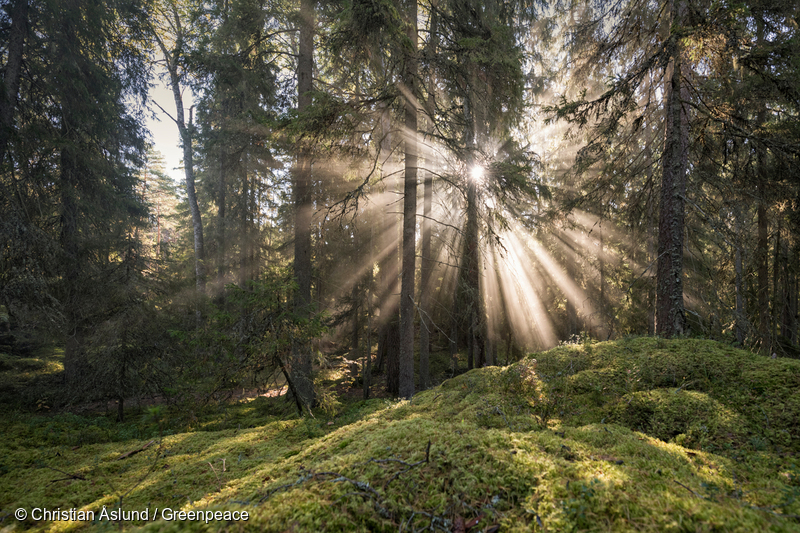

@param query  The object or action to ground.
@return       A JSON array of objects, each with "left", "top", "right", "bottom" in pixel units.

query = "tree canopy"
[{"left": 0, "top": 0, "right": 798, "bottom": 411}]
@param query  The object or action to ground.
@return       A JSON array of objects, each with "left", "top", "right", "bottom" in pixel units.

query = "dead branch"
[{"left": 117, "top": 440, "right": 155, "bottom": 461}]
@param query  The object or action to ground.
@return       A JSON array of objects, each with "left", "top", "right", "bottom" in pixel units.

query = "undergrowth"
[{"left": 0, "top": 337, "right": 798, "bottom": 532}]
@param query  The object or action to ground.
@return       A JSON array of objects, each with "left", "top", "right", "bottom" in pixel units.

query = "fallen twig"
[
  {"left": 382, "top": 441, "right": 431, "bottom": 489},
  {"left": 673, "top": 480, "right": 702, "bottom": 499},
  {"left": 117, "top": 440, "right": 155, "bottom": 461},
  {"left": 41, "top": 464, "right": 86, "bottom": 482}
]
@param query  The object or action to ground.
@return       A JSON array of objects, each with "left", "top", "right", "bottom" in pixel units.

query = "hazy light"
[{"left": 469, "top": 165, "right": 484, "bottom": 184}]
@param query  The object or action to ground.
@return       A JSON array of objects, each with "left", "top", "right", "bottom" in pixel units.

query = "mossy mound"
[
  {"left": 1, "top": 338, "right": 799, "bottom": 532},
  {"left": 523, "top": 337, "right": 800, "bottom": 453}
]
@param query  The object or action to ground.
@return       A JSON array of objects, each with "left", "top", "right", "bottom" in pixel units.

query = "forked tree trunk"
[{"left": 155, "top": 20, "right": 206, "bottom": 294}]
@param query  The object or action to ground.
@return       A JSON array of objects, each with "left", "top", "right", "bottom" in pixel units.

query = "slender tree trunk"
[
  {"left": 787, "top": 256, "right": 798, "bottom": 344},
  {"left": 418, "top": 7, "right": 437, "bottom": 391},
  {"left": 779, "top": 232, "right": 793, "bottom": 343},
  {"left": 772, "top": 217, "right": 781, "bottom": 344},
  {"left": 291, "top": 0, "right": 316, "bottom": 409},
  {"left": 363, "top": 222, "right": 374, "bottom": 399},
  {"left": 754, "top": 12, "right": 771, "bottom": 355},
  {"left": 0, "top": 0, "right": 28, "bottom": 166},
  {"left": 459, "top": 67, "right": 484, "bottom": 368},
  {"left": 734, "top": 202, "right": 746, "bottom": 344},
  {"left": 757, "top": 202, "right": 769, "bottom": 353},
  {"left": 655, "top": 0, "right": 688, "bottom": 337},
  {"left": 61, "top": 128, "right": 86, "bottom": 387},
  {"left": 464, "top": 178, "right": 483, "bottom": 368},
  {"left": 418, "top": 168, "right": 432, "bottom": 388},
  {"left": 156, "top": 26, "right": 206, "bottom": 294},
  {"left": 598, "top": 227, "right": 606, "bottom": 337},
  {"left": 240, "top": 160, "right": 249, "bottom": 286},
  {"left": 350, "top": 282, "right": 360, "bottom": 362},
  {"left": 156, "top": 203, "right": 162, "bottom": 259},
  {"left": 374, "top": 99, "right": 400, "bottom": 389},
  {"left": 398, "top": 0, "right": 418, "bottom": 400},
  {"left": 217, "top": 148, "right": 226, "bottom": 284},
  {"left": 449, "top": 311, "right": 458, "bottom": 373}
]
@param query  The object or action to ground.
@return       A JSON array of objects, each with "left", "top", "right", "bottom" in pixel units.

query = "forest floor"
[{"left": 1, "top": 337, "right": 799, "bottom": 532}]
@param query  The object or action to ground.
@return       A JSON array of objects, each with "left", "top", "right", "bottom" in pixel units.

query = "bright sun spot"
[{"left": 469, "top": 165, "right": 484, "bottom": 183}]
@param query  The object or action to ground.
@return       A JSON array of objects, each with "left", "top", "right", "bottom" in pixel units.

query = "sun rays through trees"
[{"left": 0, "top": 0, "right": 798, "bottom": 414}]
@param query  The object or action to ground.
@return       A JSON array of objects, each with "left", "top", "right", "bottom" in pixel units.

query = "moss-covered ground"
[{"left": 1, "top": 337, "right": 799, "bottom": 531}]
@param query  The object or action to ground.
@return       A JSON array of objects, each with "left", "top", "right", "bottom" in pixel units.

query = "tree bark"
[
  {"left": 155, "top": 20, "right": 206, "bottom": 294},
  {"left": 779, "top": 229, "right": 793, "bottom": 343},
  {"left": 463, "top": 178, "right": 484, "bottom": 367},
  {"left": 655, "top": 0, "right": 688, "bottom": 337},
  {"left": 756, "top": 194, "right": 769, "bottom": 353},
  {"left": 734, "top": 202, "right": 746, "bottom": 344},
  {"left": 0, "top": 0, "right": 28, "bottom": 166},
  {"left": 418, "top": 6, "right": 437, "bottom": 391},
  {"left": 363, "top": 222, "right": 374, "bottom": 399},
  {"left": 398, "top": 0, "right": 418, "bottom": 400},
  {"left": 240, "top": 156, "right": 249, "bottom": 286},
  {"left": 754, "top": 11, "right": 770, "bottom": 355},
  {"left": 61, "top": 138, "right": 87, "bottom": 388},
  {"left": 217, "top": 148, "right": 226, "bottom": 284},
  {"left": 290, "top": 0, "right": 316, "bottom": 410}
]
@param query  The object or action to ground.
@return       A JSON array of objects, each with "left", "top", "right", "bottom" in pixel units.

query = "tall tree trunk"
[
  {"left": 60, "top": 125, "right": 87, "bottom": 387},
  {"left": 418, "top": 6, "right": 437, "bottom": 390},
  {"left": 757, "top": 199, "right": 769, "bottom": 353},
  {"left": 58, "top": 19, "right": 88, "bottom": 389},
  {"left": 734, "top": 202, "right": 747, "bottom": 344},
  {"left": 598, "top": 226, "right": 606, "bottom": 338},
  {"left": 240, "top": 157, "right": 249, "bottom": 286},
  {"left": 374, "top": 98, "right": 400, "bottom": 390},
  {"left": 418, "top": 167, "right": 432, "bottom": 388},
  {"left": 350, "top": 282, "right": 360, "bottom": 362},
  {"left": 363, "top": 222, "right": 374, "bottom": 399},
  {"left": 779, "top": 230, "right": 793, "bottom": 343},
  {"left": 463, "top": 178, "right": 484, "bottom": 368},
  {"left": 655, "top": 0, "right": 688, "bottom": 337},
  {"left": 217, "top": 148, "right": 226, "bottom": 284},
  {"left": 772, "top": 217, "right": 781, "bottom": 344},
  {"left": 787, "top": 253, "right": 798, "bottom": 344},
  {"left": 754, "top": 12, "right": 771, "bottom": 355},
  {"left": 398, "top": 0, "right": 418, "bottom": 400},
  {"left": 459, "top": 65, "right": 484, "bottom": 368},
  {"left": 156, "top": 27, "right": 206, "bottom": 294},
  {"left": 0, "top": 0, "right": 28, "bottom": 166},
  {"left": 290, "top": 0, "right": 316, "bottom": 410}
]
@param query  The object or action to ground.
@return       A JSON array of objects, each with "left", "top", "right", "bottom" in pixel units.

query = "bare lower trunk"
[
  {"left": 61, "top": 134, "right": 88, "bottom": 388},
  {"left": 290, "top": 0, "right": 316, "bottom": 410},
  {"left": 754, "top": 13, "right": 770, "bottom": 355},
  {"left": 398, "top": 0, "right": 418, "bottom": 400},
  {"left": 217, "top": 151, "right": 226, "bottom": 283},
  {"left": 757, "top": 202, "right": 769, "bottom": 353},
  {"left": 183, "top": 108, "right": 206, "bottom": 294}
]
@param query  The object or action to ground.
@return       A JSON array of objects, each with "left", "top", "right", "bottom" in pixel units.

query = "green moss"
[{"left": 2, "top": 338, "right": 799, "bottom": 532}]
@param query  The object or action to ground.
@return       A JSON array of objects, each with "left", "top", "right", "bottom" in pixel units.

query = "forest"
[{"left": 1, "top": 0, "right": 799, "bottom": 531}]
